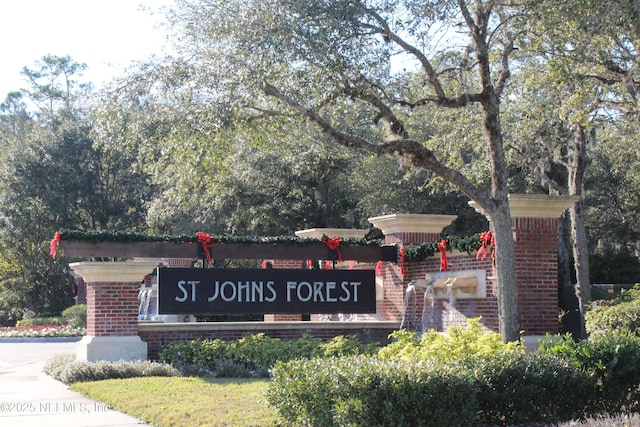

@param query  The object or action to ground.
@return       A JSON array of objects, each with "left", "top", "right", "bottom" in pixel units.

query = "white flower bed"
[{"left": 0, "top": 325, "right": 85, "bottom": 338}]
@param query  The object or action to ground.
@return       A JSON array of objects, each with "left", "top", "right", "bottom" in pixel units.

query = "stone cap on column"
[
  {"left": 70, "top": 260, "right": 160, "bottom": 283},
  {"left": 469, "top": 194, "right": 580, "bottom": 219},
  {"left": 367, "top": 214, "right": 457, "bottom": 234},
  {"left": 295, "top": 228, "right": 368, "bottom": 239}
]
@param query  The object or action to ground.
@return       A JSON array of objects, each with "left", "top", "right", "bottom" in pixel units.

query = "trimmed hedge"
[
  {"left": 15, "top": 305, "right": 85, "bottom": 329},
  {"left": 268, "top": 356, "right": 477, "bottom": 427},
  {"left": 470, "top": 353, "right": 592, "bottom": 425},
  {"left": 267, "top": 353, "right": 591, "bottom": 427}
]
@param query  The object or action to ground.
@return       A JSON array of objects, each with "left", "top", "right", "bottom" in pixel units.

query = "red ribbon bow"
[
  {"left": 437, "top": 239, "right": 448, "bottom": 271},
  {"left": 50, "top": 232, "right": 61, "bottom": 258},
  {"left": 476, "top": 231, "right": 493, "bottom": 261},
  {"left": 320, "top": 236, "right": 342, "bottom": 263},
  {"left": 196, "top": 231, "right": 221, "bottom": 264}
]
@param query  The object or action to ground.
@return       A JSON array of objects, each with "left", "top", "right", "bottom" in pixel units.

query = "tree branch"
[
  {"left": 260, "top": 81, "right": 493, "bottom": 209},
  {"left": 341, "top": 81, "right": 409, "bottom": 140},
  {"left": 538, "top": 167, "right": 568, "bottom": 196},
  {"left": 361, "top": 9, "right": 449, "bottom": 101}
]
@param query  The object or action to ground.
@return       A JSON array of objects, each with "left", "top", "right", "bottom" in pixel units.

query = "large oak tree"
[{"left": 165, "top": 0, "right": 524, "bottom": 341}]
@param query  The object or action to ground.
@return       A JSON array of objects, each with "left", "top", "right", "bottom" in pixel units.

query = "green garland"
[
  {"left": 55, "top": 230, "right": 483, "bottom": 263},
  {"left": 403, "top": 234, "right": 481, "bottom": 263},
  {"left": 59, "top": 230, "right": 194, "bottom": 243},
  {"left": 56, "top": 229, "right": 382, "bottom": 247}
]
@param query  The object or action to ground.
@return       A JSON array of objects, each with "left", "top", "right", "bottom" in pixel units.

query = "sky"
[{"left": 0, "top": 0, "right": 171, "bottom": 101}]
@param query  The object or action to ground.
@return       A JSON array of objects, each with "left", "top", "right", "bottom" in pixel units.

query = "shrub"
[
  {"left": 378, "top": 317, "right": 524, "bottom": 361},
  {"left": 586, "top": 285, "right": 640, "bottom": 337},
  {"left": 229, "top": 333, "right": 317, "bottom": 367},
  {"left": 16, "top": 316, "right": 64, "bottom": 327},
  {"left": 158, "top": 333, "right": 378, "bottom": 377},
  {"left": 268, "top": 353, "right": 592, "bottom": 427},
  {"left": 471, "top": 352, "right": 592, "bottom": 425},
  {"left": 319, "top": 335, "right": 379, "bottom": 357},
  {"left": 43, "top": 353, "right": 179, "bottom": 384},
  {"left": 268, "top": 356, "right": 478, "bottom": 427},
  {"left": 540, "top": 332, "right": 640, "bottom": 414},
  {"left": 62, "top": 304, "right": 86, "bottom": 329}
]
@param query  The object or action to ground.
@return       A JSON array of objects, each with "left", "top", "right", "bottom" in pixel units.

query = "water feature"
[
  {"left": 138, "top": 286, "right": 157, "bottom": 320},
  {"left": 421, "top": 283, "right": 435, "bottom": 332},
  {"left": 400, "top": 283, "right": 417, "bottom": 330},
  {"left": 445, "top": 278, "right": 457, "bottom": 322}
]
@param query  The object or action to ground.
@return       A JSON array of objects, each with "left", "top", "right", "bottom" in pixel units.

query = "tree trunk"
[
  {"left": 489, "top": 201, "right": 521, "bottom": 342},
  {"left": 480, "top": 59, "right": 520, "bottom": 342},
  {"left": 570, "top": 201, "right": 591, "bottom": 338},
  {"left": 569, "top": 126, "right": 591, "bottom": 338}
]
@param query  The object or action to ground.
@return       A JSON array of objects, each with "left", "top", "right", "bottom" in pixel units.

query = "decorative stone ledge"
[
  {"left": 295, "top": 228, "right": 369, "bottom": 239},
  {"left": 469, "top": 194, "right": 580, "bottom": 219},
  {"left": 368, "top": 214, "right": 457, "bottom": 235},
  {"left": 508, "top": 194, "right": 580, "bottom": 218},
  {"left": 69, "top": 260, "right": 160, "bottom": 283}
]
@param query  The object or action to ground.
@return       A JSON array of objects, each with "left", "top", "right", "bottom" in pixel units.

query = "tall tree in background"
[
  {"left": 20, "top": 54, "right": 90, "bottom": 113},
  {"left": 503, "top": 58, "right": 596, "bottom": 338},
  {"left": 0, "top": 55, "right": 153, "bottom": 324},
  {"left": 165, "top": 0, "right": 523, "bottom": 341},
  {"left": 517, "top": 0, "right": 640, "bottom": 336}
]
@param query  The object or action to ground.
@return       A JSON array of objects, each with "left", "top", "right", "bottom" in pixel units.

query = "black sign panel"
[{"left": 158, "top": 268, "right": 376, "bottom": 315}]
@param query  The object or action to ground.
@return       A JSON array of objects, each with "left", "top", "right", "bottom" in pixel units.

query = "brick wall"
[
  {"left": 377, "top": 218, "right": 560, "bottom": 335},
  {"left": 76, "top": 206, "right": 568, "bottom": 362}
]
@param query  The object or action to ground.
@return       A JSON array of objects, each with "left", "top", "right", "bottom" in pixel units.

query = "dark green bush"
[
  {"left": 158, "top": 333, "right": 378, "bottom": 377},
  {"left": 229, "top": 333, "right": 323, "bottom": 367},
  {"left": 589, "top": 247, "right": 640, "bottom": 284},
  {"left": 541, "top": 333, "right": 640, "bottom": 414},
  {"left": 471, "top": 353, "right": 592, "bottom": 425},
  {"left": 61, "top": 304, "right": 86, "bottom": 328},
  {"left": 268, "top": 356, "right": 478, "bottom": 427},
  {"left": 159, "top": 338, "right": 232, "bottom": 368},
  {"left": 267, "top": 353, "right": 592, "bottom": 427}
]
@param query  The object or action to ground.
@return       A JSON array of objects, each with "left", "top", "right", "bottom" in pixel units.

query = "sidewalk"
[{"left": 0, "top": 339, "right": 152, "bottom": 427}]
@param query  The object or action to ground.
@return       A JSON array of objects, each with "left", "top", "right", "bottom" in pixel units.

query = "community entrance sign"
[{"left": 158, "top": 268, "right": 376, "bottom": 315}]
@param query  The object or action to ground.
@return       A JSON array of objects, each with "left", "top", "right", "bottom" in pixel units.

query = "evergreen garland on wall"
[{"left": 54, "top": 229, "right": 483, "bottom": 263}]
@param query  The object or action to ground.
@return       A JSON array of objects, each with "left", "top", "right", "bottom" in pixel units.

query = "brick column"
[
  {"left": 470, "top": 194, "right": 579, "bottom": 336},
  {"left": 69, "top": 260, "right": 160, "bottom": 362},
  {"left": 509, "top": 195, "right": 579, "bottom": 335},
  {"left": 368, "top": 214, "right": 457, "bottom": 321}
]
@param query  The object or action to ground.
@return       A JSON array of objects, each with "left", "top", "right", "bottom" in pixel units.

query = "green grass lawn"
[{"left": 71, "top": 376, "right": 280, "bottom": 427}]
